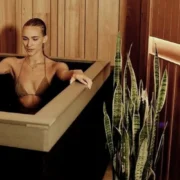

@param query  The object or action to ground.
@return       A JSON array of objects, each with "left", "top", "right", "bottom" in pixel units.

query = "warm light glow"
[{"left": 148, "top": 36, "right": 180, "bottom": 65}]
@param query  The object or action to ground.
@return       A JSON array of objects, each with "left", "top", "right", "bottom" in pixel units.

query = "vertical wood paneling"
[
  {"left": 33, "top": 0, "right": 51, "bottom": 56},
  {"left": 98, "top": 0, "right": 119, "bottom": 63},
  {"left": 0, "top": 0, "right": 16, "bottom": 53},
  {"left": 170, "top": 0, "right": 179, "bottom": 42},
  {"left": 85, "top": 0, "right": 98, "bottom": 60},
  {"left": 0, "top": 1, "right": 7, "bottom": 52},
  {"left": 119, "top": 0, "right": 127, "bottom": 60},
  {"left": 50, "top": 0, "right": 58, "bottom": 56},
  {"left": 164, "top": 64, "right": 178, "bottom": 180},
  {"left": 16, "top": 0, "right": 22, "bottom": 54},
  {"left": 156, "top": 59, "right": 168, "bottom": 180},
  {"left": 151, "top": 0, "right": 180, "bottom": 44},
  {"left": 169, "top": 65, "right": 180, "bottom": 180},
  {"left": 123, "top": 0, "right": 141, "bottom": 81},
  {"left": 163, "top": 0, "right": 173, "bottom": 41},
  {"left": 0, "top": 0, "right": 130, "bottom": 64},
  {"left": 151, "top": 0, "right": 159, "bottom": 37},
  {"left": 147, "top": 55, "right": 180, "bottom": 180},
  {"left": 157, "top": 0, "right": 166, "bottom": 39},
  {"left": 139, "top": 0, "right": 150, "bottom": 84},
  {"left": 21, "top": 0, "right": 33, "bottom": 54},
  {"left": 57, "top": 0, "right": 65, "bottom": 57},
  {"left": 177, "top": 2, "right": 180, "bottom": 43},
  {"left": 65, "top": 0, "right": 85, "bottom": 58}
]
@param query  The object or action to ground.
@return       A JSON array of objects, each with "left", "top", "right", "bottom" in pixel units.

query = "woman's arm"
[
  {"left": 55, "top": 62, "right": 92, "bottom": 89},
  {"left": 0, "top": 58, "right": 12, "bottom": 74}
]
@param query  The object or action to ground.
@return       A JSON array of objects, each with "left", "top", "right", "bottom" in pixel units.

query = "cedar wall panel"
[
  {"left": 85, "top": 0, "right": 98, "bottom": 60},
  {"left": 0, "top": 0, "right": 16, "bottom": 53},
  {"left": 50, "top": 0, "right": 58, "bottom": 56},
  {"left": 151, "top": 0, "right": 180, "bottom": 43},
  {"left": 57, "top": 0, "right": 65, "bottom": 57},
  {"left": 65, "top": 0, "right": 85, "bottom": 58},
  {"left": 98, "top": 0, "right": 119, "bottom": 63},
  {"left": 147, "top": 55, "right": 180, "bottom": 180},
  {"left": 32, "top": 0, "right": 51, "bottom": 55},
  {"left": 0, "top": 0, "right": 129, "bottom": 63},
  {"left": 149, "top": 1, "right": 180, "bottom": 179}
]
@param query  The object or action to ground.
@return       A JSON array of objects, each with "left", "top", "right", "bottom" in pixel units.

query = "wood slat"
[
  {"left": 0, "top": 0, "right": 16, "bottom": 53},
  {"left": 57, "top": 0, "right": 65, "bottom": 57},
  {"left": 21, "top": 0, "right": 33, "bottom": 54},
  {"left": 163, "top": 0, "right": 173, "bottom": 41},
  {"left": 169, "top": 65, "right": 180, "bottom": 180},
  {"left": 16, "top": 0, "right": 22, "bottom": 54},
  {"left": 177, "top": 1, "right": 180, "bottom": 43},
  {"left": 157, "top": 0, "right": 166, "bottom": 39},
  {"left": 163, "top": 63, "right": 178, "bottom": 180},
  {"left": 147, "top": 55, "right": 180, "bottom": 180},
  {"left": 151, "top": 0, "right": 159, "bottom": 37},
  {"left": 98, "top": 0, "right": 119, "bottom": 64},
  {"left": 65, "top": 0, "right": 85, "bottom": 58},
  {"left": 32, "top": 0, "right": 51, "bottom": 56},
  {"left": 50, "top": 0, "right": 58, "bottom": 56},
  {"left": 0, "top": 1, "right": 6, "bottom": 53},
  {"left": 170, "top": 0, "right": 179, "bottom": 42},
  {"left": 151, "top": 0, "right": 180, "bottom": 43},
  {"left": 149, "top": 36, "right": 180, "bottom": 65},
  {"left": 85, "top": 0, "right": 98, "bottom": 60}
]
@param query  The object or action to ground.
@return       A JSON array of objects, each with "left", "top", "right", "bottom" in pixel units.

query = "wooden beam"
[{"left": 149, "top": 36, "right": 180, "bottom": 65}]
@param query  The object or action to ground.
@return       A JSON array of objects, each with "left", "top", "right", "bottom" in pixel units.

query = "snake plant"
[{"left": 103, "top": 32, "right": 168, "bottom": 180}]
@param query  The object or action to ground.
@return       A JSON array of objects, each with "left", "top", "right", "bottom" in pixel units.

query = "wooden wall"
[
  {"left": 0, "top": 0, "right": 124, "bottom": 63},
  {"left": 147, "top": 55, "right": 180, "bottom": 180},
  {"left": 148, "top": 0, "right": 180, "bottom": 180},
  {"left": 150, "top": 0, "right": 180, "bottom": 43}
]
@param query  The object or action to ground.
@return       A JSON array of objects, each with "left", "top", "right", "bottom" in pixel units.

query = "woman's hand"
[{"left": 70, "top": 69, "right": 92, "bottom": 89}]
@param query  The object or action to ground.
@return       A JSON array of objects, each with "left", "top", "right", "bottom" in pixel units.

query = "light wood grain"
[
  {"left": 33, "top": 0, "right": 51, "bottom": 56},
  {"left": 22, "top": 0, "right": 33, "bottom": 54},
  {"left": 50, "top": 0, "right": 58, "bottom": 56},
  {"left": 16, "top": 0, "right": 22, "bottom": 54},
  {"left": 0, "top": 0, "right": 16, "bottom": 53},
  {"left": 85, "top": 0, "right": 98, "bottom": 60},
  {"left": 65, "top": 0, "right": 85, "bottom": 58},
  {"left": 98, "top": 0, "right": 119, "bottom": 64},
  {"left": 57, "top": 0, "right": 65, "bottom": 57},
  {"left": 0, "top": 0, "right": 124, "bottom": 64}
]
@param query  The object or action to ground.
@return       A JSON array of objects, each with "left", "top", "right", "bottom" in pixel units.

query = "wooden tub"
[{"left": 0, "top": 54, "right": 111, "bottom": 179}]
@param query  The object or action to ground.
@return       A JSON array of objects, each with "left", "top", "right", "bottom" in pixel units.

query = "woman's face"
[{"left": 22, "top": 26, "right": 47, "bottom": 56}]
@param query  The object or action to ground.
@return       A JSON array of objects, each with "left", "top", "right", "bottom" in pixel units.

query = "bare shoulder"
[
  {"left": 1, "top": 57, "right": 24, "bottom": 63},
  {"left": 46, "top": 58, "right": 69, "bottom": 70}
]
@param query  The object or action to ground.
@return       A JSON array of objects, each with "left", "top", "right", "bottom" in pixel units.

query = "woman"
[{"left": 0, "top": 18, "right": 92, "bottom": 113}]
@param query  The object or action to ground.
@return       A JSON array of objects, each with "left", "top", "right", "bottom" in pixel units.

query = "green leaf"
[
  {"left": 135, "top": 138, "right": 148, "bottom": 180},
  {"left": 153, "top": 44, "right": 160, "bottom": 100},
  {"left": 156, "top": 69, "right": 168, "bottom": 113},
  {"left": 154, "top": 121, "right": 168, "bottom": 169},
  {"left": 103, "top": 102, "right": 114, "bottom": 159},
  {"left": 123, "top": 61, "right": 128, "bottom": 112},
  {"left": 127, "top": 49, "right": 139, "bottom": 111},
  {"left": 113, "top": 32, "right": 122, "bottom": 87},
  {"left": 132, "top": 109, "right": 141, "bottom": 157},
  {"left": 121, "top": 127, "right": 130, "bottom": 179},
  {"left": 139, "top": 120, "right": 149, "bottom": 153},
  {"left": 113, "top": 81, "right": 123, "bottom": 127},
  {"left": 139, "top": 79, "right": 144, "bottom": 97}
]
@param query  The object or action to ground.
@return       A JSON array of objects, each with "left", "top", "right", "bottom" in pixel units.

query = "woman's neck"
[{"left": 27, "top": 52, "right": 45, "bottom": 64}]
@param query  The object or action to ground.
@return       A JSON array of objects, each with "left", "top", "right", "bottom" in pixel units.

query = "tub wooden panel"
[{"left": 0, "top": 54, "right": 110, "bottom": 152}]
